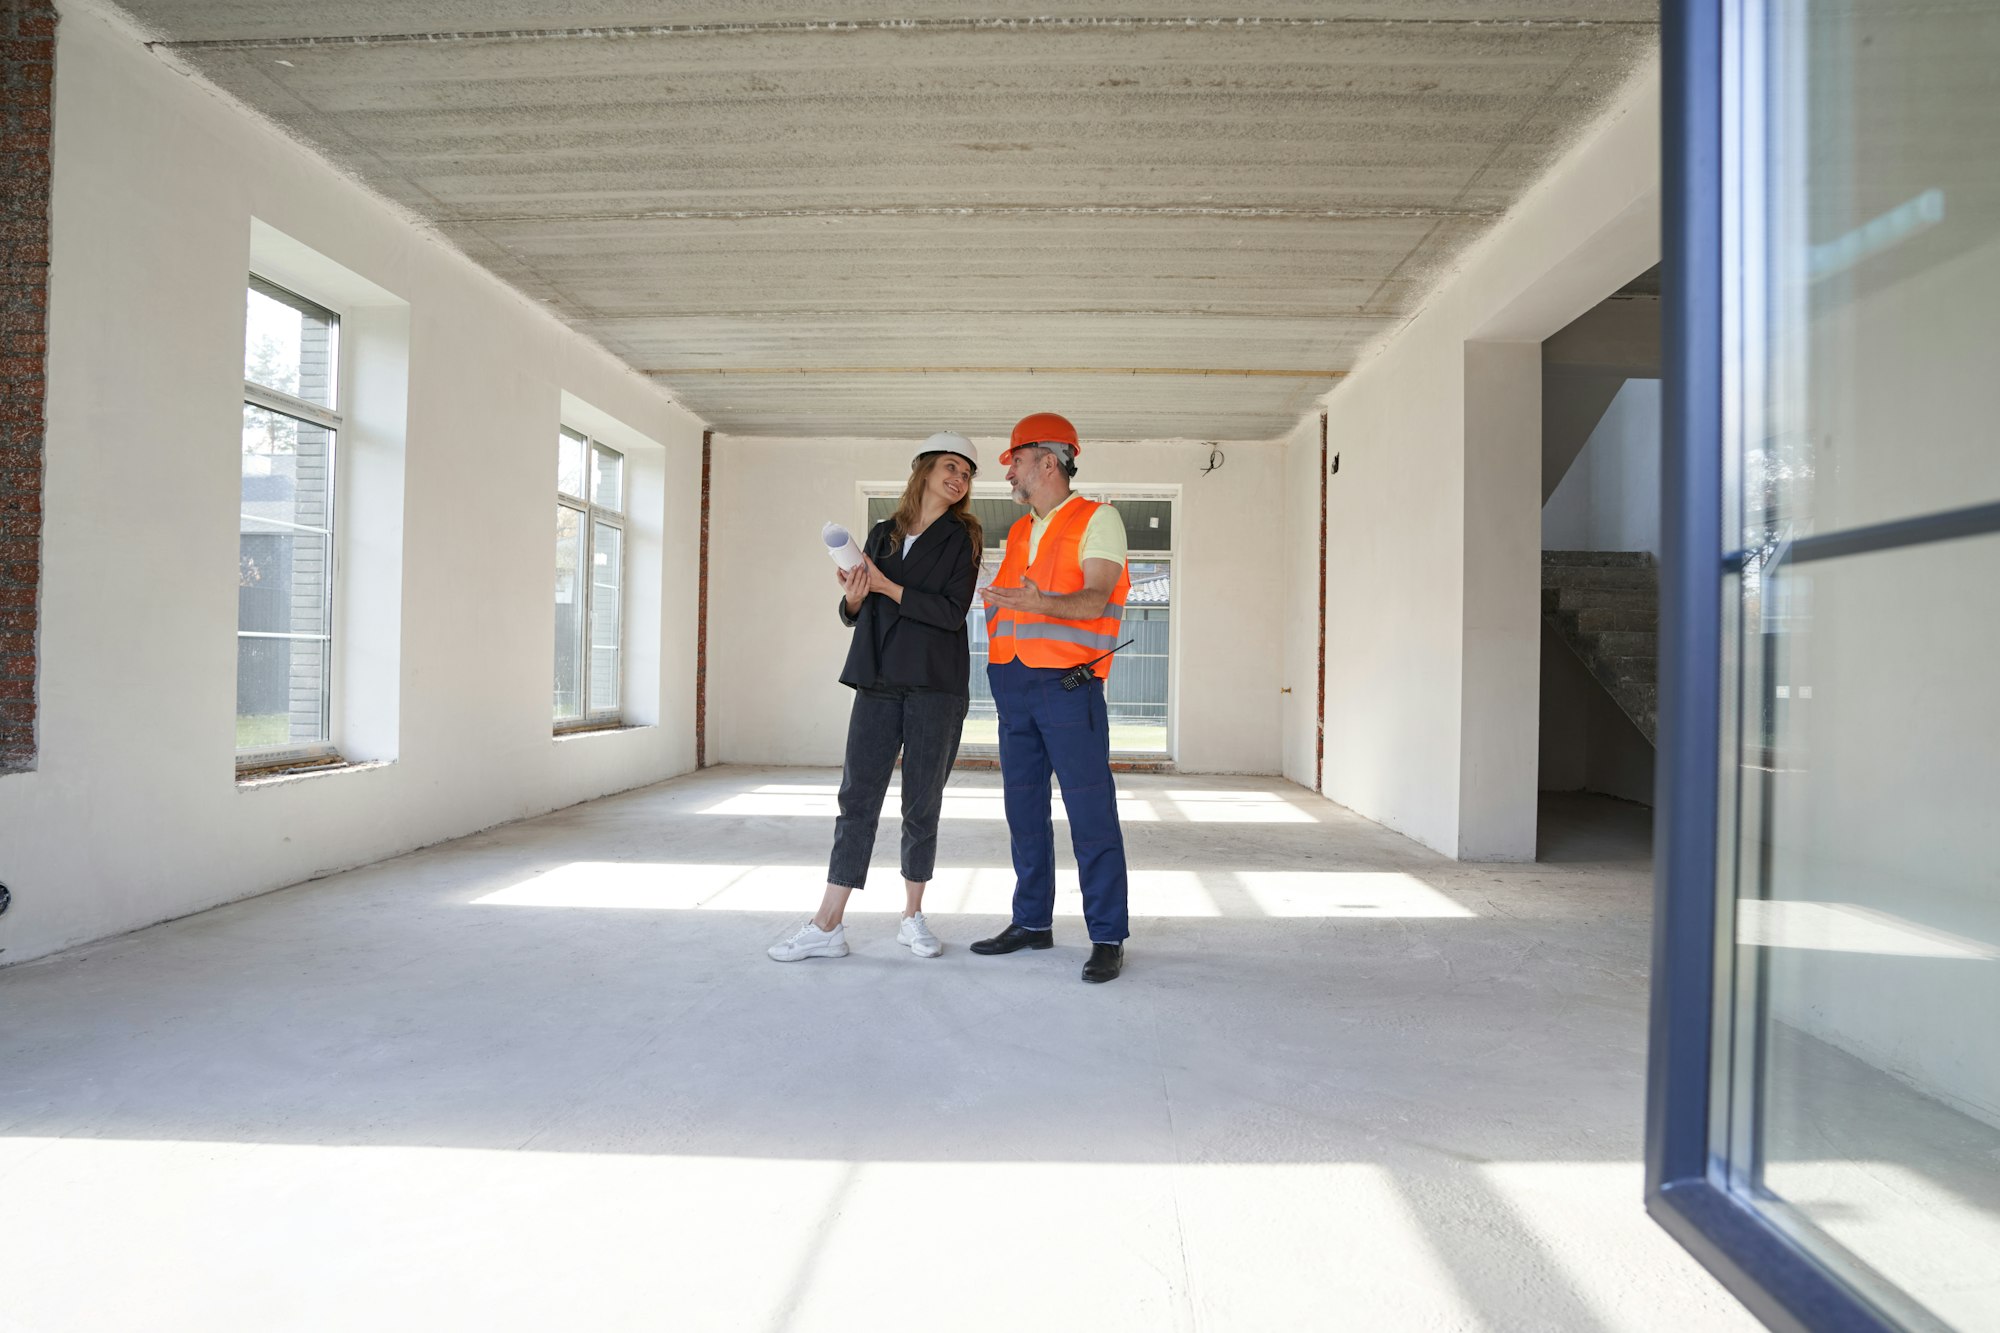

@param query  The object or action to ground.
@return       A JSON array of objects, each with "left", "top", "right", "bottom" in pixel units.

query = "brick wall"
[{"left": 0, "top": 1, "right": 54, "bottom": 772}]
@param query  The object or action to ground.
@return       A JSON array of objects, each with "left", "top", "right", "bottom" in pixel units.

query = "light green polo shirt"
[{"left": 1025, "top": 493, "right": 1128, "bottom": 567}]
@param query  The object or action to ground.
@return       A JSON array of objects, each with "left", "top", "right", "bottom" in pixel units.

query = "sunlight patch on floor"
[
  {"left": 0, "top": 1138, "right": 1557, "bottom": 1333},
  {"left": 471, "top": 863, "right": 1474, "bottom": 920},
  {"left": 1737, "top": 900, "right": 2000, "bottom": 960},
  {"left": 697, "top": 784, "right": 1325, "bottom": 825}
]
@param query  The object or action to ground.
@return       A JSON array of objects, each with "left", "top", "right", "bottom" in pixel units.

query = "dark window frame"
[{"left": 1647, "top": 5, "right": 1966, "bottom": 1330}]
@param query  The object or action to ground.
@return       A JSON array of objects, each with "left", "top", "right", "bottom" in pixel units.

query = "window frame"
[
  {"left": 236, "top": 275, "right": 344, "bottom": 773},
  {"left": 554, "top": 427, "right": 628, "bottom": 732},
  {"left": 1646, "top": 5, "right": 1927, "bottom": 1330},
  {"left": 857, "top": 482, "right": 1179, "bottom": 762}
]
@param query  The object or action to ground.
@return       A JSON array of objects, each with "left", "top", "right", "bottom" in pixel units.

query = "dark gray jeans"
[{"left": 828, "top": 685, "right": 969, "bottom": 889}]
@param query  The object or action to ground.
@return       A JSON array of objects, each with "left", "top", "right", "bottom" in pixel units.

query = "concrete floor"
[{"left": 0, "top": 770, "right": 1752, "bottom": 1333}]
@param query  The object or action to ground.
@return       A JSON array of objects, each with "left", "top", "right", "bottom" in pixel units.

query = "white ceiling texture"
[{"left": 122, "top": 2, "right": 1658, "bottom": 439}]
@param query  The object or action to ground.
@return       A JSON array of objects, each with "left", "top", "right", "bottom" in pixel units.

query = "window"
[
  {"left": 1651, "top": 4, "right": 2000, "bottom": 1330},
  {"left": 554, "top": 427, "right": 625, "bottom": 728},
  {"left": 238, "top": 277, "right": 340, "bottom": 766},
  {"left": 863, "top": 488, "right": 1176, "bottom": 757}
]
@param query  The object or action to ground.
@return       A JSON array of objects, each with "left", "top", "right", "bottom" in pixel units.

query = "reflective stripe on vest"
[{"left": 986, "top": 497, "right": 1132, "bottom": 680}]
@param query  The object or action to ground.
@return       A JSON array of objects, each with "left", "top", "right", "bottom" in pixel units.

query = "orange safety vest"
[{"left": 986, "top": 496, "right": 1131, "bottom": 680}]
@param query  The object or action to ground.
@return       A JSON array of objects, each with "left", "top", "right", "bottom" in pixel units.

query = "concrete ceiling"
[{"left": 122, "top": 3, "right": 1658, "bottom": 440}]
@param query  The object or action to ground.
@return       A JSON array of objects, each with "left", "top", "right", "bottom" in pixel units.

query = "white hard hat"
[{"left": 915, "top": 430, "right": 978, "bottom": 471}]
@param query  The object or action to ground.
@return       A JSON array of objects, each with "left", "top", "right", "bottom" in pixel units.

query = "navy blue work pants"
[{"left": 989, "top": 658, "right": 1130, "bottom": 943}]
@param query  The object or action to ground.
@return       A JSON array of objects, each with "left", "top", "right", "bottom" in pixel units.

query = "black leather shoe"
[
  {"left": 969, "top": 924, "right": 1055, "bottom": 955},
  {"left": 1082, "top": 942, "right": 1124, "bottom": 983}
]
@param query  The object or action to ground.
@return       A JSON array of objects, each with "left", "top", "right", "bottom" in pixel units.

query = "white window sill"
[
  {"left": 237, "top": 759, "right": 394, "bottom": 790},
  {"left": 553, "top": 723, "right": 653, "bottom": 743}
]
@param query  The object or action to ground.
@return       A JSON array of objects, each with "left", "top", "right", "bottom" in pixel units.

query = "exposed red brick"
[
  {"left": 0, "top": 0, "right": 51, "bottom": 769},
  {"left": 0, "top": 398, "right": 37, "bottom": 426},
  {"left": 1316, "top": 411, "right": 1327, "bottom": 794},
  {"left": 696, "top": 429, "right": 712, "bottom": 769}
]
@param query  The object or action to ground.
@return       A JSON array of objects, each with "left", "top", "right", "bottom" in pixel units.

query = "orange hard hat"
[{"left": 1001, "top": 412, "right": 1080, "bottom": 465}]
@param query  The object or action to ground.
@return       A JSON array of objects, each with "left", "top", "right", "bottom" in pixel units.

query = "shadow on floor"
[{"left": 1537, "top": 789, "right": 1653, "bottom": 864}]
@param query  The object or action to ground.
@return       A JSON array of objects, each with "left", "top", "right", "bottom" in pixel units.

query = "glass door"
[{"left": 1652, "top": 3, "right": 2000, "bottom": 1330}]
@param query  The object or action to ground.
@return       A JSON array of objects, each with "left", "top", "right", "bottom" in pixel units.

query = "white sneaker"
[
  {"left": 897, "top": 912, "right": 943, "bottom": 958},
  {"left": 768, "top": 920, "right": 848, "bottom": 962}
]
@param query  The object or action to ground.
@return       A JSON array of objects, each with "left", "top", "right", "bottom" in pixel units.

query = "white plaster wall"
[
  {"left": 1278, "top": 417, "right": 1322, "bottom": 790},
  {"left": 707, "top": 435, "right": 1283, "bottom": 775},
  {"left": 0, "top": 7, "right": 705, "bottom": 966},
  {"left": 1296, "top": 58, "right": 1661, "bottom": 858},
  {"left": 1459, "top": 342, "right": 1544, "bottom": 860},
  {"left": 1541, "top": 377, "right": 1663, "bottom": 557}
]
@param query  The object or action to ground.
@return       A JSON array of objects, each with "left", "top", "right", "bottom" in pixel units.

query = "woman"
[{"left": 768, "top": 432, "right": 985, "bottom": 962}]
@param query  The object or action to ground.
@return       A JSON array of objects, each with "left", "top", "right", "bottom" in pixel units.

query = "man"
[{"left": 972, "top": 412, "right": 1132, "bottom": 983}]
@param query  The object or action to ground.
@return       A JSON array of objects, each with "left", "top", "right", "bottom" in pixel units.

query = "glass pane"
[
  {"left": 558, "top": 428, "right": 587, "bottom": 498},
  {"left": 238, "top": 530, "right": 328, "bottom": 637},
  {"left": 588, "top": 522, "right": 623, "bottom": 715},
  {"left": 871, "top": 494, "right": 1022, "bottom": 549},
  {"left": 239, "top": 403, "right": 331, "bottom": 751},
  {"left": 592, "top": 444, "right": 625, "bottom": 513},
  {"left": 1719, "top": 4, "right": 2000, "bottom": 1324},
  {"left": 1747, "top": 1, "right": 2000, "bottom": 545},
  {"left": 1112, "top": 498, "right": 1172, "bottom": 552},
  {"left": 1731, "top": 537, "right": 2000, "bottom": 1328},
  {"left": 244, "top": 279, "right": 337, "bottom": 407},
  {"left": 1106, "top": 560, "right": 1169, "bottom": 753},
  {"left": 943, "top": 495, "right": 1174, "bottom": 752},
  {"left": 236, "top": 636, "right": 327, "bottom": 749},
  {"left": 965, "top": 590, "right": 996, "bottom": 748},
  {"left": 554, "top": 506, "right": 584, "bottom": 722},
  {"left": 242, "top": 405, "right": 333, "bottom": 538}
]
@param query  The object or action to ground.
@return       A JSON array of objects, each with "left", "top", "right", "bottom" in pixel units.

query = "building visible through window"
[
  {"left": 238, "top": 277, "right": 340, "bottom": 765},
  {"left": 555, "top": 427, "right": 625, "bottom": 728}
]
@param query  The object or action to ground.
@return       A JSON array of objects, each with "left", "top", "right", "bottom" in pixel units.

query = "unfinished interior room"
[{"left": 1, "top": 1, "right": 1994, "bottom": 1330}]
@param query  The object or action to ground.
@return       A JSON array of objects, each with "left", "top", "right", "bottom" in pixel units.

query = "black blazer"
[{"left": 838, "top": 514, "right": 977, "bottom": 695}]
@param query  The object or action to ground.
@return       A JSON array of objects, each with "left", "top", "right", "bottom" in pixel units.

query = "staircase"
[{"left": 1541, "top": 551, "right": 1658, "bottom": 745}]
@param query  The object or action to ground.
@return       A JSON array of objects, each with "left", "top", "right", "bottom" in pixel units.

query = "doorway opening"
[{"left": 1537, "top": 266, "right": 1662, "bottom": 861}]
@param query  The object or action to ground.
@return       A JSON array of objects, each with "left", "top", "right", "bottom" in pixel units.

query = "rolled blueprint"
[{"left": 822, "top": 521, "right": 865, "bottom": 572}]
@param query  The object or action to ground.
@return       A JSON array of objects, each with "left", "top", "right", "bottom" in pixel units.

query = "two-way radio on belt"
[{"left": 1060, "top": 639, "right": 1135, "bottom": 691}]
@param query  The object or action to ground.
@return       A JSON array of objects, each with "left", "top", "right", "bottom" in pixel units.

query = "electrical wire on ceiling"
[{"left": 1199, "top": 443, "right": 1225, "bottom": 476}]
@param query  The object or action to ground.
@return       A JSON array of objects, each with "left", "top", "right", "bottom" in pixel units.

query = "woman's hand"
[
  {"left": 861, "top": 557, "right": 903, "bottom": 605},
  {"left": 838, "top": 561, "right": 868, "bottom": 613}
]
